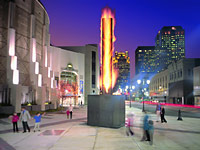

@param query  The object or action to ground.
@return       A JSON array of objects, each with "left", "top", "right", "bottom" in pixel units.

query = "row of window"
[{"left": 170, "top": 69, "right": 183, "bottom": 80}]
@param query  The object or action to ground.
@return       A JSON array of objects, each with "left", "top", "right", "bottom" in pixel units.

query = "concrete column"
[
  {"left": 10, "top": 85, "right": 22, "bottom": 113},
  {"left": 35, "top": 85, "right": 46, "bottom": 111}
]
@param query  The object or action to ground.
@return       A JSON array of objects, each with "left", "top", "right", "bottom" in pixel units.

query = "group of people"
[
  {"left": 66, "top": 104, "right": 73, "bottom": 119},
  {"left": 126, "top": 103, "right": 168, "bottom": 145},
  {"left": 156, "top": 103, "right": 167, "bottom": 123},
  {"left": 10, "top": 104, "right": 74, "bottom": 133},
  {"left": 126, "top": 112, "right": 154, "bottom": 145},
  {"left": 10, "top": 107, "right": 45, "bottom": 133}
]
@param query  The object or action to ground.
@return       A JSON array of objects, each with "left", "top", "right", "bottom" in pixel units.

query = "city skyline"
[{"left": 40, "top": 0, "right": 200, "bottom": 77}]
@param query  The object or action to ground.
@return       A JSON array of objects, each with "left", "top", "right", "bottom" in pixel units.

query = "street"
[{"left": 130, "top": 102, "right": 200, "bottom": 118}]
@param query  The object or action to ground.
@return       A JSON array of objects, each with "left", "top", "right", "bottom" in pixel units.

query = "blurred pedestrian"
[
  {"left": 20, "top": 107, "right": 31, "bottom": 133},
  {"left": 141, "top": 112, "right": 150, "bottom": 141},
  {"left": 66, "top": 109, "right": 70, "bottom": 119},
  {"left": 10, "top": 112, "right": 19, "bottom": 133},
  {"left": 126, "top": 113, "right": 134, "bottom": 136},
  {"left": 33, "top": 112, "right": 46, "bottom": 132},
  {"left": 156, "top": 103, "right": 161, "bottom": 122},
  {"left": 160, "top": 106, "right": 167, "bottom": 123},
  {"left": 148, "top": 120, "right": 154, "bottom": 145},
  {"left": 69, "top": 104, "right": 73, "bottom": 119}
]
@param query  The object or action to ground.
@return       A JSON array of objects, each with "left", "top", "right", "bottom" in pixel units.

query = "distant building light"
[
  {"left": 35, "top": 62, "right": 39, "bottom": 74},
  {"left": 147, "top": 80, "right": 150, "bottom": 84},
  {"left": 38, "top": 74, "right": 42, "bottom": 87},
  {"left": 137, "top": 80, "right": 141, "bottom": 85},
  {"left": 172, "top": 27, "right": 176, "bottom": 30},
  {"left": 13, "top": 70, "right": 19, "bottom": 85},
  {"left": 68, "top": 64, "right": 72, "bottom": 68}
]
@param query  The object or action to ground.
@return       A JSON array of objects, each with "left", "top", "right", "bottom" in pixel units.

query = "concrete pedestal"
[{"left": 87, "top": 95, "right": 125, "bottom": 128}]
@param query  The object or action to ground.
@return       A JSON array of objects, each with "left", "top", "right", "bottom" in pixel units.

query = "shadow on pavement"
[{"left": 0, "top": 138, "right": 16, "bottom": 150}]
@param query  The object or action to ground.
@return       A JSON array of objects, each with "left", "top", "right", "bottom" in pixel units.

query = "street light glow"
[
  {"left": 147, "top": 80, "right": 150, "bottom": 84},
  {"left": 137, "top": 79, "right": 141, "bottom": 85}
]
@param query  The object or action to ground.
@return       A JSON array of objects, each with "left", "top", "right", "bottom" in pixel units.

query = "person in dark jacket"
[{"left": 160, "top": 106, "right": 167, "bottom": 123}]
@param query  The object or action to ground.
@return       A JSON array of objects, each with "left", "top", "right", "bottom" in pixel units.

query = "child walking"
[
  {"left": 11, "top": 112, "right": 19, "bottom": 133},
  {"left": 33, "top": 112, "right": 45, "bottom": 132},
  {"left": 126, "top": 113, "right": 134, "bottom": 136}
]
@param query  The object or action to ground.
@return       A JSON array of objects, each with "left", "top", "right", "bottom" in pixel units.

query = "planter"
[
  {"left": 22, "top": 106, "right": 32, "bottom": 111},
  {"left": 49, "top": 104, "right": 55, "bottom": 109},
  {"left": 0, "top": 106, "right": 15, "bottom": 115},
  {"left": 45, "top": 104, "right": 50, "bottom": 110},
  {"left": 32, "top": 105, "right": 41, "bottom": 111}
]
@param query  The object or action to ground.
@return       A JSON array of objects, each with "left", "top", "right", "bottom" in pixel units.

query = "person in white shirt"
[{"left": 69, "top": 104, "right": 73, "bottom": 119}]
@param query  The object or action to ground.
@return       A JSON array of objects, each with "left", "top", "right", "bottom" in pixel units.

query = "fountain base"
[{"left": 87, "top": 95, "right": 125, "bottom": 128}]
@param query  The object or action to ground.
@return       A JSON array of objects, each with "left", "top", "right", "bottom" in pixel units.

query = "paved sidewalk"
[{"left": 0, "top": 106, "right": 200, "bottom": 150}]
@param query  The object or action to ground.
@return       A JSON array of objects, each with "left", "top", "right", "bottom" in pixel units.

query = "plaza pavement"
[{"left": 0, "top": 105, "right": 200, "bottom": 150}]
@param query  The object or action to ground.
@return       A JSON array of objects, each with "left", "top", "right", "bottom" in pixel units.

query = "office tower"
[
  {"left": 135, "top": 46, "right": 156, "bottom": 75},
  {"left": 156, "top": 26, "right": 185, "bottom": 65},
  {"left": 113, "top": 51, "right": 130, "bottom": 91}
]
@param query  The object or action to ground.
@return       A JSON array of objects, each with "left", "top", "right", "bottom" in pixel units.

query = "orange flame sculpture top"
[{"left": 100, "top": 7, "right": 118, "bottom": 94}]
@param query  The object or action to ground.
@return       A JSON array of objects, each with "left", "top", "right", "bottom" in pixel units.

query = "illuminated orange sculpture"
[{"left": 100, "top": 7, "right": 117, "bottom": 94}]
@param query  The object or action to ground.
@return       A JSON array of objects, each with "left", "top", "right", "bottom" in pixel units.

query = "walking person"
[
  {"left": 69, "top": 104, "right": 73, "bottom": 119},
  {"left": 156, "top": 103, "right": 161, "bottom": 122},
  {"left": 126, "top": 113, "right": 134, "bottom": 136},
  {"left": 148, "top": 120, "right": 154, "bottom": 145},
  {"left": 80, "top": 101, "right": 83, "bottom": 107},
  {"left": 160, "top": 106, "right": 167, "bottom": 123},
  {"left": 141, "top": 112, "right": 150, "bottom": 141},
  {"left": 10, "top": 112, "right": 19, "bottom": 133},
  {"left": 20, "top": 107, "right": 31, "bottom": 133},
  {"left": 33, "top": 112, "right": 46, "bottom": 132},
  {"left": 66, "top": 109, "right": 70, "bottom": 119}
]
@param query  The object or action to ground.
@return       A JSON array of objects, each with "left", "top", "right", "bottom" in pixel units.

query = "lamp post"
[
  {"left": 137, "top": 79, "right": 144, "bottom": 112},
  {"left": 130, "top": 85, "right": 135, "bottom": 108}
]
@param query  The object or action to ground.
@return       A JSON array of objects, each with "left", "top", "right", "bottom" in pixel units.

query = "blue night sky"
[{"left": 41, "top": 0, "right": 200, "bottom": 78}]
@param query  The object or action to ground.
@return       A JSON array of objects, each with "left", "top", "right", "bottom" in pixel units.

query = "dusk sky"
[{"left": 41, "top": 0, "right": 200, "bottom": 78}]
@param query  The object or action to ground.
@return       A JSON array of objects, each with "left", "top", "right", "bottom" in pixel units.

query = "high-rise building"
[
  {"left": 135, "top": 26, "right": 185, "bottom": 76},
  {"left": 135, "top": 46, "right": 156, "bottom": 75},
  {"left": 113, "top": 51, "right": 130, "bottom": 91},
  {"left": 156, "top": 26, "right": 185, "bottom": 65}
]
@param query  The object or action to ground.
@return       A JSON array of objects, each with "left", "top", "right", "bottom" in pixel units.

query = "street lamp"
[
  {"left": 137, "top": 79, "right": 145, "bottom": 112},
  {"left": 147, "top": 80, "right": 150, "bottom": 84}
]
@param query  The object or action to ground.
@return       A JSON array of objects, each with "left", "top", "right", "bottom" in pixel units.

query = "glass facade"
[
  {"left": 60, "top": 64, "right": 78, "bottom": 106},
  {"left": 113, "top": 51, "right": 130, "bottom": 91},
  {"left": 156, "top": 26, "right": 185, "bottom": 65},
  {"left": 135, "top": 26, "right": 185, "bottom": 76},
  {"left": 135, "top": 46, "right": 157, "bottom": 75}
]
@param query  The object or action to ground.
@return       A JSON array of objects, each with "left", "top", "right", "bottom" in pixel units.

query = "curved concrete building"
[
  {"left": 0, "top": 0, "right": 55, "bottom": 113},
  {"left": 0, "top": 0, "right": 99, "bottom": 114}
]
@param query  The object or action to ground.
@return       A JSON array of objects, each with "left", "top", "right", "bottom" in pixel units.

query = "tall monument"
[{"left": 87, "top": 7, "right": 125, "bottom": 128}]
